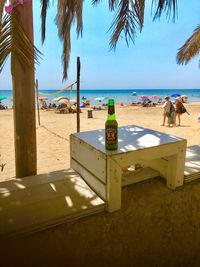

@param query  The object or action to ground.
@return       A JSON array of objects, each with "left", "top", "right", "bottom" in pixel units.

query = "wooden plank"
[
  {"left": 0, "top": 175, "right": 100, "bottom": 210},
  {"left": 185, "top": 174, "right": 200, "bottom": 183},
  {"left": 0, "top": 170, "right": 105, "bottom": 238},
  {"left": 142, "top": 158, "right": 168, "bottom": 179},
  {"left": 122, "top": 167, "right": 160, "bottom": 186},
  {"left": 0, "top": 194, "right": 104, "bottom": 238},
  {"left": 184, "top": 145, "right": 200, "bottom": 183},
  {"left": 0, "top": 168, "right": 78, "bottom": 193},
  {"left": 71, "top": 159, "right": 106, "bottom": 201},
  {"left": 112, "top": 141, "right": 186, "bottom": 167},
  {"left": 185, "top": 161, "right": 200, "bottom": 176},
  {"left": 70, "top": 135, "right": 106, "bottom": 183}
]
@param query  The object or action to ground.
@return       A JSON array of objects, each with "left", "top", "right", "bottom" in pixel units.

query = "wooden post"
[
  {"left": 76, "top": 57, "right": 81, "bottom": 133},
  {"left": 11, "top": 1, "right": 37, "bottom": 177},
  {"left": 35, "top": 79, "right": 40, "bottom": 126}
]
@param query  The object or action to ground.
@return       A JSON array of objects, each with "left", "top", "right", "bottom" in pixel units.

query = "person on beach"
[
  {"left": 174, "top": 97, "right": 187, "bottom": 126},
  {"left": 161, "top": 96, "right": 175, "bottom": 126}
]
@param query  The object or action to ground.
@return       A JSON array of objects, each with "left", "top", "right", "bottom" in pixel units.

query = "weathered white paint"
[
  {"left": 70, "top": 125, "right": 187, "bottom": 212},
  {"left": 73, "top": 125, "right": 185, "bottom": 154},
  {"left": 0, "top": 169, "right": 105, "bottom": 238},
  {"left": 70, "top": 135, "right": 106, "bottom": 183},
  {"left": 71, "top": 159, "right": 106, "bottom": 201}
]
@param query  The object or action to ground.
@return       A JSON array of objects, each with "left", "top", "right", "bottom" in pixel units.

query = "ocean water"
[{"left": 1, "top": 89, "right": 200, "bottom": 107}]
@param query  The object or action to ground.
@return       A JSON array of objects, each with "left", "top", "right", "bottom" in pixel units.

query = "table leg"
[
  {"left": 106, "top": 157, "right": 122, "bottom": 212},
  {"left": 166, "top": 144, "right": 186, "bottom": 189}
]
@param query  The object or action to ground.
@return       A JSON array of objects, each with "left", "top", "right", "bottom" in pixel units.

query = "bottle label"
[
  {"left": 108, "top": 106, "right": 114, "bottom": 115},
  {"left": 106, "top": 127, "right": 117, "bottom": 145}
]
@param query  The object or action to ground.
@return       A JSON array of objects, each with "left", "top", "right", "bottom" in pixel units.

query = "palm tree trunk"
[{"left": 11, "top": 0, "right": 37, "bottom": 177}]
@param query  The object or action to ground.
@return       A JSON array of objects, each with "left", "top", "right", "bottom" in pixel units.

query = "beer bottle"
[{"left": 105, "top": 99, "right": 118, "bottom": 150}]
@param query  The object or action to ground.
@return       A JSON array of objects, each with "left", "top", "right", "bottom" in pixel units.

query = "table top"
[{"left": 72, "top": 125, "right": 186, "bottom": 155}]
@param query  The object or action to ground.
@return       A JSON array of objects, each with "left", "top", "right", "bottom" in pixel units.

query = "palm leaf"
[
  {"left": 92, "top": 0, "right": 102, "bottom": 5},
  {"left": 0, "top": 0, "right": 6, "bottom": 23},
  {"left": 177, "top": 25, "right": 200, "bottom": 65},
  {"left": 109, "top": 0, "right": 143, "bottom": 50},
  {"left": 152, "top": 0, "right": 177, "bottom": 22},
  {"left": 134, "top": 0, "right": 145, "bottom": 31},
  {"left": 93, "top": 0, "right": 176, "bottom": 50},
  {"left": 41, "top": 0, "right": 50, "bottom": 43},
  {"left": 56, "top": 0, "right": 83, "bottom": 80},
  {"left": 0, "top": 13, "right": 42, "bottom": 74}
]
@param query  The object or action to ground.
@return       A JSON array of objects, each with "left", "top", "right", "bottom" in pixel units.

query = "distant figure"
[
  {"left": 48, "top": 103, "right": 52, "bottom": 109},
  {"left": 174, "top": 98, "right": 186, "bottom": 126},
  {"left": 161, "top": 96, "right": 175, "bottom": 127},
  {"left": 142, "top": 98, "right": 152, "bottom": 107},
  {"left": 161, "top": 96, "right": 170, "bottom": 126},
  {"left": 85, "top": 100, "right": 90, "bottom": 106},
  {"left": 41, "top": 101, "right": 47, "bottom": 109},
  {"left": 0, "top": 100, "right": 7, "bottom": 110}
]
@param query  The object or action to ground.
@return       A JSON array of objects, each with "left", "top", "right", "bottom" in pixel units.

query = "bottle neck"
[
  {"left": 107, "top": 105, "right": 116, "bottom": 120},
  {"left": 107, "top": 113, "right": 116, "bottom": 120}
]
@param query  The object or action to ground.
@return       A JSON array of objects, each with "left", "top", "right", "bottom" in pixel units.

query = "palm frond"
[
  {"left": 0, "top": 15, "right": 11, "bottom": 72},
  {"left": 152, "top": 0, "right": 177, "bottom": 21},
  {"left": 177, "top": 25, "right": 200, "bottom": 65},
  {"left": 109, "top": 0, "right": 119, "bottom": 10},
  {"left": 56, "top": 0, "right": 83, "bottom": 80},
  {"left": 0, "top": 0, "right": 6, "bottom": 23},
  {"left": 92, "top": 0, "right": 177, "bottom": 51},
  {"left": 133, "top": 0, "right": 145, "bottom": 31},
  {"left": 0, "top": 13, "right": 42, "bottom": 74},
  {"left": 92, "top": 0, "right": 119, "bottom": 10},
  {"left": 92, "top": 0, "right": 102, "bottom": 6},
  {"left": 109, "top": 0, "right": 144, "bottom": 50},
  {"left": 41, "top": 0, "right": 50, "bottom": 43}
]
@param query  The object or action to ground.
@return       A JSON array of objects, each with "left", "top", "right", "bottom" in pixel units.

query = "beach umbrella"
[
  {"left": 181, "top": 95, "right": 188, "bottom": 98},
  {"left": 140, "top": 95, "right": 148, "bottom": 99},
  {"left": 170, "top": 93, "right": 181, "bottom": 98},
  {"left": 0, "top": 96, "right": 7, "bottom": 101},
  {"left": 132, "top": 92, "right": 137, "bottom": 96},
  {"left": 150, "top": 95, "right": 158, "bottom": 99},
  {"left": 39, "top": 96, "right": 48, "bottom": 102},
  {"left": 94, "top": 97, "right": 105, "bottom": 102},
  {"left": 81, "top": 96, "right": 87, "bottom": 100},
  {"left": 58, "top": 99, "right": 69, "bottom": 104}
]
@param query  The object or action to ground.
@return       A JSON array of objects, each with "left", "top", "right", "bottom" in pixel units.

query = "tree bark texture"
[{"left": 11, "top": 1, "right": 37, "bottom": 177}]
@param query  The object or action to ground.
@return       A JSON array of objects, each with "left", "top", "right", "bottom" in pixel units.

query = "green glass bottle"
[{"left": 105, "top": 99, "right": 118, "bottom": 150}]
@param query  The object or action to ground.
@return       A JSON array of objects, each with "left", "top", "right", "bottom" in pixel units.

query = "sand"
[
  {"left": 1, "top": 103, "right": 200, "bottom": 181},
  {"left": 1, "top": 103, "right": 200, "bottom": 266}
]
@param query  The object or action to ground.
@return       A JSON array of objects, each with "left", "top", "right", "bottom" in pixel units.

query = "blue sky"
[{"left": 1, "top": 0, "right": 200, "bottom": 90}]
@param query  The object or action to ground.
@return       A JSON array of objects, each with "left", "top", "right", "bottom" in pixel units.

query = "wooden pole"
[
  {"left": 12, "top": 1, "right": 37, "bottom": 177},
  {"left": 76, "top": 57, "right": 81, "bottom": 133},
  {"left": 35, "top": 79, "right": 40, "bottom": 126}
]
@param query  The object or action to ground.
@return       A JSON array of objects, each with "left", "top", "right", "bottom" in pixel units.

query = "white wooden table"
[{"left": 70, "top": 125, "right": 187, "bottom": 212}]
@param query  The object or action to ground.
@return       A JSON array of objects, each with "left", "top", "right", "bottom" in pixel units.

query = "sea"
[{"left": 1, "top": 89, "right": 200, "bottom": 108}]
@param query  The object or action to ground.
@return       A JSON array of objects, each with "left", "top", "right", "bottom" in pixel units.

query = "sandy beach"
[
  {"left": 1, "top": 103, "right": 200, "bottom": 266},
  {"left": 0, "top": 103, "right": 200, "bottom": 181},
  {"left": 1, "top": 103, "right": 200, "bottom": 181}
]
